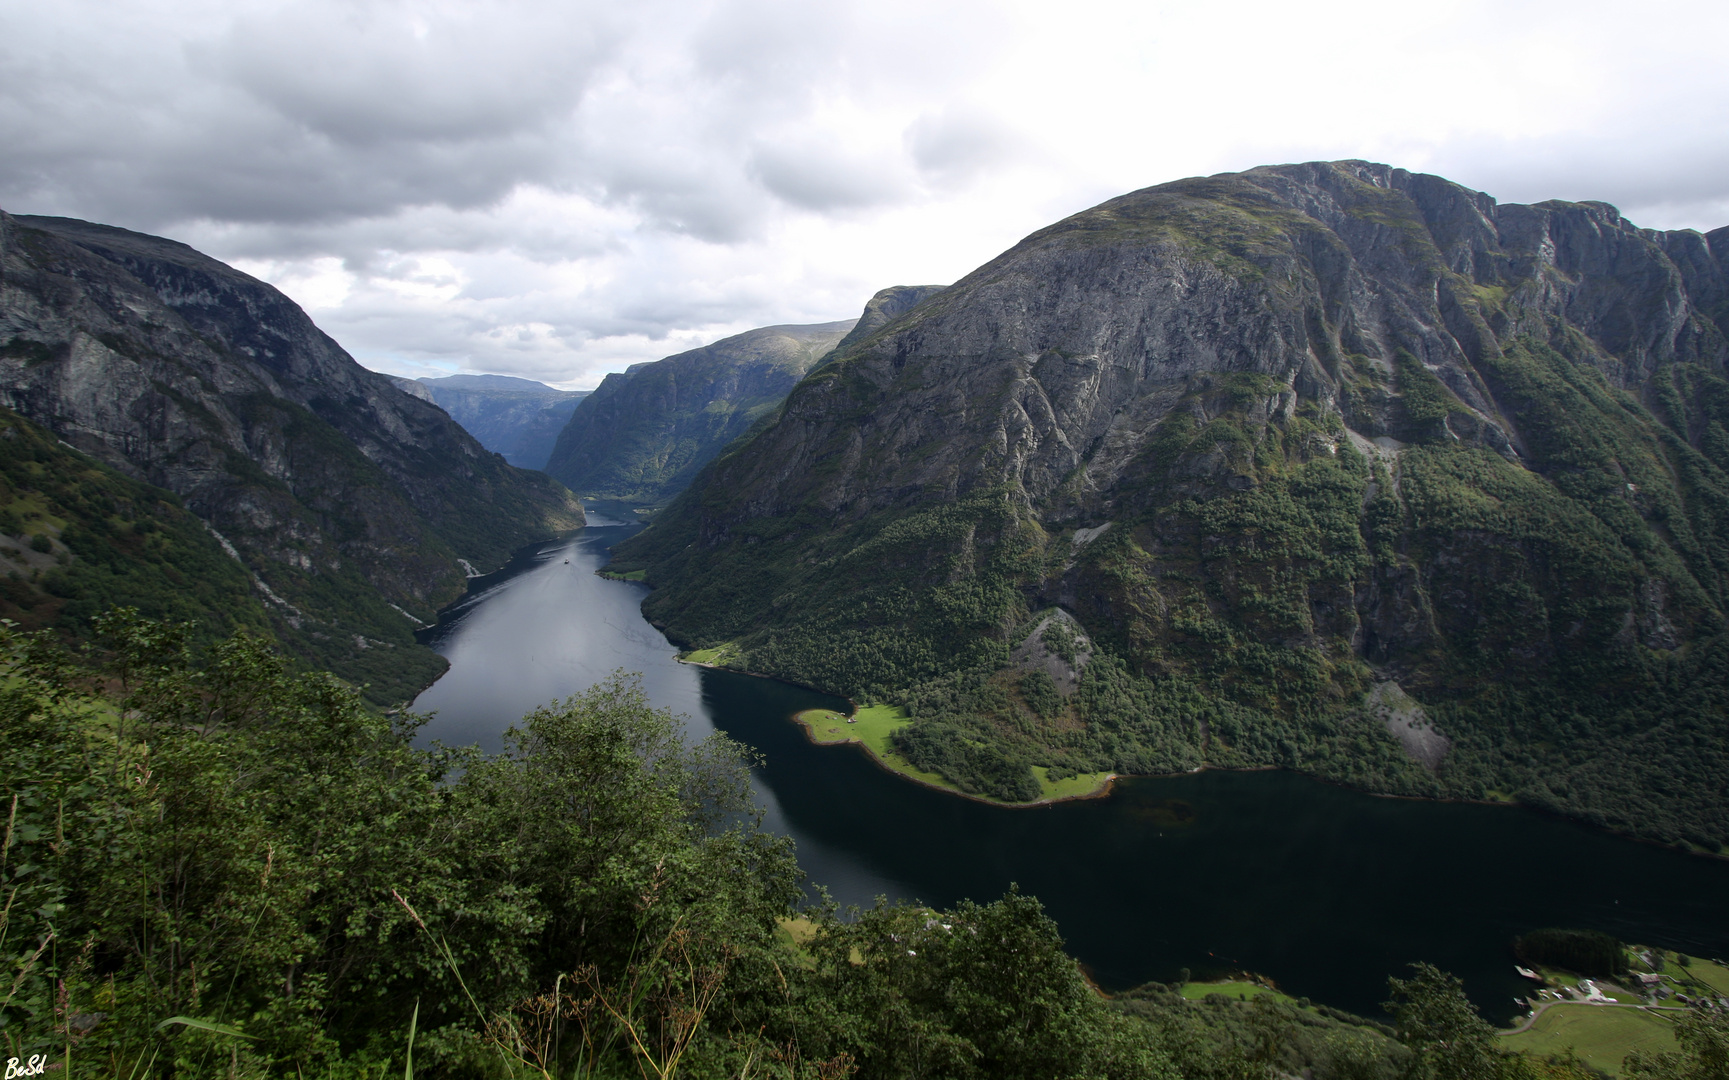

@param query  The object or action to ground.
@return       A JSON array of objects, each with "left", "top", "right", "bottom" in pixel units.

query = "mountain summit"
[{"left": 614, "top": 161, "right": 1729, "bottom": 844}]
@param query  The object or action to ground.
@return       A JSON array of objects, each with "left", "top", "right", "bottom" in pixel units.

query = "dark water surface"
[{"left": 416, "top": 513, "right": 1729, "bottom": 1023}]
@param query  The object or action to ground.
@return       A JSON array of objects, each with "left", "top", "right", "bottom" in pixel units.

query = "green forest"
[
  {"left": 9, "top": 612, "right": 1728, "bottom": 1079},
  {"left": 0, "top": 407, "right": 447, "bottom": 704},
  {"left": 616, "top": 347, "right": 1729, "bottom": 850}
]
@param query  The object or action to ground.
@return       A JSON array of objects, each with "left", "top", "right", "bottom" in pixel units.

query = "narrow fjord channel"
[{"left": 414, "top": 510, "right": 1729, "bottom": 1024}]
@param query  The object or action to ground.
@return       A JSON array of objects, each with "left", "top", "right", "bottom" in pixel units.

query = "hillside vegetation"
[
  {"left": 0, "top": 406, "right": 455, "bottom": 699},
  {"left": 613, "top": 162, "right": 1729, "bottom": 846},
  {"left": 12, "top": 612, "right": 1716, "bottom": 1080},
  {"left": 0, "top": 210, "right": 584, "bottom": 697},
  {"left": 0, "top": 408, "right": 270, "bottom": 642}
]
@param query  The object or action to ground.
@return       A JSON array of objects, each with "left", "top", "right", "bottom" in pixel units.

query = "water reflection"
[
  {"left": 411, "top": 510, "right": 915, "bottom": 907},
  {"left": 414, "top": 509, "right": 710, "bottom": 749},
  {"left": 411, "top": 512, "right": 1729, "bottom": 1024},
  {"left": 706, "top": 669, "right": 1729, "bottom": 1022}
]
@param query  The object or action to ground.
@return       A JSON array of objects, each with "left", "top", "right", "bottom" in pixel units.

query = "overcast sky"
[{"left": 4, "top": 0, "right": 1726, "bottom": 389}]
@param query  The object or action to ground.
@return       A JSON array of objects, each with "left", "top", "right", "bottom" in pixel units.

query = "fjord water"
[{"left": 415, "top": 512, "right": 1729, "bottom": 1023}]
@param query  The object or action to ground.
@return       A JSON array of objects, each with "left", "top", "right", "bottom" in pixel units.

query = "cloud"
[
  {"left": 206, "top": 2, "right": 609, "bottom": 146},
  {"left": 748, "top": 136, "right": 913, "bottom": 212},
  {"left": 906, "top": 106, "right": 1027, "bottom": 189},
  {"left": 2, "top": 0, "right": 1725, "bottom": 390}
]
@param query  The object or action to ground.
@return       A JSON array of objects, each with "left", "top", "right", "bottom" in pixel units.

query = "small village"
[{"left": 1501, "top": 947, "right": 1729, "bottom": 1074}]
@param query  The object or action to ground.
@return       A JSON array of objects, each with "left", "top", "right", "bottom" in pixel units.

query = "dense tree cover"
[
  {"left": 0, "top": 408, "right": 271, "bottom": 645},
  {"left": 631, "top": 487, "right": 1040, "bottom": 706},
  {"left": 1512, "top": 931, "right": 1628, "bottom": 978},
  {"left": 7, "top": 611, "right": 1657, "bottom": 1080},
  {"left": 1383, "top": 964, "right": 1529, "bottom": 1080},
  {"left": 616, "top": 350, "right": 1729, "bottom": 846},
  {"left": 1, "top": 613, "right": 797, "bottom": 1076},
  {"left": 0, "top": 406, "right": 447, "bottom": 703}
]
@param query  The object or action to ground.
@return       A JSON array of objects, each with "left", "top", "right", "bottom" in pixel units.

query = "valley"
[
  {"left": 405, "top": 514, "right": 1729, "bottom": 1027},
  {"left": 4, "top": 161, "right": 1728, "bottom": 1079},
  {"left": 395, "top": 374, "right": 588, "bottom": 471},
  {"left": 611, "top": 161, "right": 1729, "bottom": 853}
]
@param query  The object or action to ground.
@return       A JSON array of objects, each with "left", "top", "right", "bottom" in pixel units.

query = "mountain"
[
  {"left": 393, "top": 373, "right": 588, "bottom": 470},
  {"left": 827, "top": 284, "right": 950, "bottom": 355},
  {"left": 0, "top": 404, "right": 275, "bottom": 644},
  {"left": 544, "top": 315, "right": 895, "bottom": 504},
  {"left": 0, "top": 210, "right": 584, "bottom": 700},
  {"left": 612, "top": 161, "right": 1729, "bottom": 847}
]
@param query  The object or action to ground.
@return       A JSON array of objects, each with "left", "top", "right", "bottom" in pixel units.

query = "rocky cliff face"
[
  {"left": 824, "top": 284, "right": 948, "bottom": 356},
  {"left": 662, "top": 167, "right": 1724, "bottom": 528},
  {"left": 617, "top": 162, "right": 1729, "bottom": 843},
  {"left": 544, "top": 318, "right": 861, "bottom": 504},
  {"left": 406, "top": 374, "right": 588, "bottom": 470},
  {"left": 0, "top": 211, "right": 584, "bottom": 698}
]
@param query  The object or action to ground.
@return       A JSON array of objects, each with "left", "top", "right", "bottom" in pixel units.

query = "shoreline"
[
  {"left": 789, "top": 706, "right": 1120, "bottom": 809},
  {"left": 679, "top": 654, "right": 1116, "bottom": 808},
  {"left": 675, "top": 657, "right": 1729, "bottom": 858}
]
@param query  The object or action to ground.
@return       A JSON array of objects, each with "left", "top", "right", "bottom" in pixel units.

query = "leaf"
[
  {"left": 404, "top": 999, "right": 418, "bottom": 1080},
  {"left": 154, "top": 1016, "right": 256, "bottom": 1040}
]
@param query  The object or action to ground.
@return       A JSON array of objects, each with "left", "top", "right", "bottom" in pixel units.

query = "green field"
[
  {"left": 794, "top": 706, "right": 1113, "bottom": 804},
  {"left": 598, "top": 567, "right": 647, "bottom": 581},
  {"left": 795, "top": 707, "right": 868, "bottom": 745},
  {"left": 793, "top": 704, "right": 959, "bottom": 793},
  {"left": 1178, "top": 980, "right": 1295, "bottom": 1005},
  {"left": 1526, "top": 969, "right": 1643, "bottom": 1003},
  {"left": 683, "top": 642, "right": 742, "bottom": 665},
  {"left": 1031, "top": 765, "right": 1115, "bottom": 801},
  {"left": 1502, "top": 1005, "right": 1680, "bottom": 1075},
  {"left": 1673, "top": 955, "right": 1729, "bottom": 996}
]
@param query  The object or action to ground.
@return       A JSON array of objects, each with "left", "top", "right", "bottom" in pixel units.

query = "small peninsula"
[{"left": 790, "top": 704, "right": 1116, "bottom": 806}]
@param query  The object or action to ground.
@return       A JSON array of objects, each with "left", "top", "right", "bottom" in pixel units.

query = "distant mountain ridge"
[
  {"left": 612, "top": 161, "right": 1729, "bottom": 847},
  {"left": 0, "top": 210, "right": 583, "bottom": 699},
  {"left": 544, "top": 286, "right": 948, "bottom": 506},
  {"left": 544, "top": 318, "right": 859, "bottom": 504},
  {"left": 392, "top": 373, "right": 587, "bottom": 470}
]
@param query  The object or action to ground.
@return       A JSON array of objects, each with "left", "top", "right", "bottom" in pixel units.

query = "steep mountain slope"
[
  {"left": 544, "top": 318, "right": 865, "bottom": 504},
  {"left": 826, "top": 284, "right": 949, "bottom": 355},
  {"left": 397, "top": 374, "right": 588, "bottom": 470},
  {"left": 614, "top": 161, "right": 1729, "bottom": 846},
  {"left": 0, "top": 405, "right": 273, "bottom": 643},
  {"left": 0, "top": 210, "right": 584, "bottom": 699}
]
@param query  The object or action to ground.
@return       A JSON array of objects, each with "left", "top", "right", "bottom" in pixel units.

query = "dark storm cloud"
[
  {"left": 0, "top": 0, "right": 950, "bottom": 237},
  {"left": 206, "top": 6, "right": 604, "bottom": 145}
]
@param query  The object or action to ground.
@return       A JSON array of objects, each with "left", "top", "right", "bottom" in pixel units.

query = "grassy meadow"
[
  {"left": 1501, "top": 1005, "right": 1681, "bottom": 1075},
  {"left": 794, "top": 705, "right": 1113, "bottom": 803}
]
